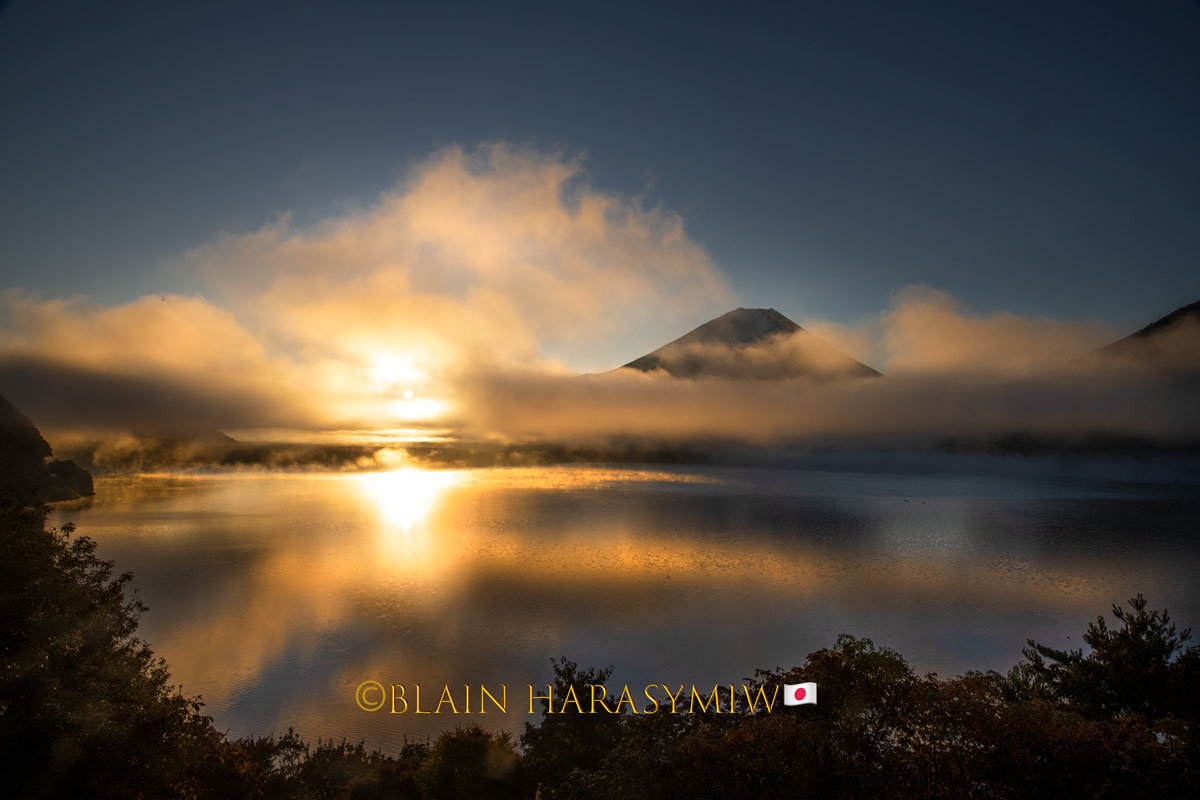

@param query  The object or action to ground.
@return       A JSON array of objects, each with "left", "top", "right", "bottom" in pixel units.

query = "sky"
[
  {"left": 1, "top": 0, "right": 1199, "bottom": 439},
  {"left": 3, "top": 2, "right": 1199, "bottom": 322}
]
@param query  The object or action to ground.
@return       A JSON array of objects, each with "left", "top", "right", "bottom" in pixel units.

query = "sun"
[{"left": 360, "top": 351, "right": 450, "bottom": 422}]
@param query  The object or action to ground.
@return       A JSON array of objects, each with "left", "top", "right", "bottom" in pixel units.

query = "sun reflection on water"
[
  {"left": 355, "top": 468, "right": 467, "bottom": 575},
  {"left": 356, "top": 468, "right": 464, "bottom": 534}
]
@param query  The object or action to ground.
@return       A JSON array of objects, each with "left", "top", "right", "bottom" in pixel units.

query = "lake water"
[{"left": 50, "top": 462, "right": 1200, "bottom": 751}]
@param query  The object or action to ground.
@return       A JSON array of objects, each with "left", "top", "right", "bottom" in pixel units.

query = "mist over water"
[{"left": 50, "top": 461, "right": 1200, "bottom": 752}]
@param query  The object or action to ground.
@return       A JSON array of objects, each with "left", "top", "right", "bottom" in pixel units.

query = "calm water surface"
[{"left": 50, "top": 464, "right": 1200, "bottom": 750}]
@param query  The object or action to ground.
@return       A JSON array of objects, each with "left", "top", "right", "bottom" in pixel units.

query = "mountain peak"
[
  {"left": 619, "top": 307, "right": 880, "bottom": 380},
  {"left": 674, "top": 308, "right": 801, "bottom": 347}
]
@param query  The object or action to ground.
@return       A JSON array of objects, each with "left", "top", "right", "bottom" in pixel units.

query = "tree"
[
  {"left": 0, "top": 503, "right": 255, "bottom": 798},
  {"left": 418, "top": 725, "right": 520, "bottom": 800},
  {"left": 1016, "top": 593, "right": 1197, "bottom": 721},
  {"left": 520, "top": 658, "right": 623, "bottom": 797}
]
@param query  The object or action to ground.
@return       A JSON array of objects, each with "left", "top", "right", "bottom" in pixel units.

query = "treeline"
[{"left": 2, "top": 503, "right": 1198, "bottom": 799}]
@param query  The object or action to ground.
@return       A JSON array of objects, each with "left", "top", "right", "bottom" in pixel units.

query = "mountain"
[
  {"left": 0, "top": 393, "right": 93, "bottom": 503},
  {"left": 617, "top": 307, "right": 881, "bottom": 380},
  {"left": 1083, "top": 300, "right": 1200, "bottom": 370}
]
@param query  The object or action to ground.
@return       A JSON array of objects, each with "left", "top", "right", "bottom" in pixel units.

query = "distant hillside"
[
  {"left": 0, "top": 394, "right": 93, "bottom": 503},
  {"left": 1082, "top": 300, "right": 1200, "bottom": 370},
  {"left": 618, "top": 307, "right": 881, "bottom": 380}
]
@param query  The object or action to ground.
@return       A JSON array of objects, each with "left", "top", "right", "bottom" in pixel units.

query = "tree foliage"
[
  {"left": 1015, "top": 593, "right": 1196, "bottom": 722},
  {"left": 0, "top": 503, "right": 248, "bottom": 798}
]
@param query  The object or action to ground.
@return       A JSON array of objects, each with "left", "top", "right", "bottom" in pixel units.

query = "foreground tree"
[
  {"left": 529, "top": 629, "right": 1199, "bottom": 800},
  {"left": 1016, "top": 593, "right": 1198, "bottom": 722},
  {"left": 521, "top": 658, "right": 624, "bottom": 795},
  {"left": 418, "top": 725, "right": 521, "bottom": 799},
  {"left": 0, "top": 503, "right": 259, "bottom": 798}
]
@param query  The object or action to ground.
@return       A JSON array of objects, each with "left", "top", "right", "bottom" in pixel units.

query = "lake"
[{"left": 50, "top": 461, "right": 1200, "bottom": 751}]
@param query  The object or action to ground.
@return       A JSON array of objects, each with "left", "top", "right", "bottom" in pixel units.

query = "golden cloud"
[{"left": 1, "top": 146, "right": 1195, "bottom": 449}]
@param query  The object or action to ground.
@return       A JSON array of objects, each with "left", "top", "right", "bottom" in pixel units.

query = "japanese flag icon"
[{"left": 783, "top": 682, "right": 817, "bottom": 706}]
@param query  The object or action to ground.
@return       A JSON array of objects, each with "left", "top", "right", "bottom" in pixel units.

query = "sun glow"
[
  {"left": 389, "top": 397, "right": 447, "bottom": 421},
  {"left": 360, "top": 351, "right": 451, "bottom": 422},
  {"left": 367, "top": 352, "right": 424, "bottom": 389},
  {"left": 357, "top": 467, "right": 462, "bottom": 533}
]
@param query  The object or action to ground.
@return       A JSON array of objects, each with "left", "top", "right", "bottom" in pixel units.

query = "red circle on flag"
[{"left": 794, "top": 687, "right": 806, "bottom": 701}]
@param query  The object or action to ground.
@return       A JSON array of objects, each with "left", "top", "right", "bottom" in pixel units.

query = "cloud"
[
  {"left": 804, "top": 287, "right": 1119, "bottom": 376},
  {"left": 450, "top": 288, "right": 1197, "bottom": 446},
  {"left": 0, "top": 145, "right": 731, "bottom": 432},
  {"left": 1, "top": 144, "right": 1195, "bottom": 452},
  {"left": 185, "top": 144, "right": 731, "bottom": 373},
  {"left": 457, "top": 363, "right": 1200, "bottom": 446},
  {"left": 0, "top": 292, "right": 317, "bottom": 430}
]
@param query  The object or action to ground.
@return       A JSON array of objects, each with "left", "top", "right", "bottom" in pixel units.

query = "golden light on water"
[
  {"left": 357, "top": 468, "right": 463, "bottom": 534},
  {"left": 356, "top": 468, "right": 467, "bottom": 575}
]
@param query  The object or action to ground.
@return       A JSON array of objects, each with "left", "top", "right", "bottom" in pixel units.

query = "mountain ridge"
[{"left": 1080, "top": 299, "right": 1200, "bottom": 369}]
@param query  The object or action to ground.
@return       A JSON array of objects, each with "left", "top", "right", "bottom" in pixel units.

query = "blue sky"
[{"left": 2, "top": 0, "right": 1199, "bottom": 337}]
